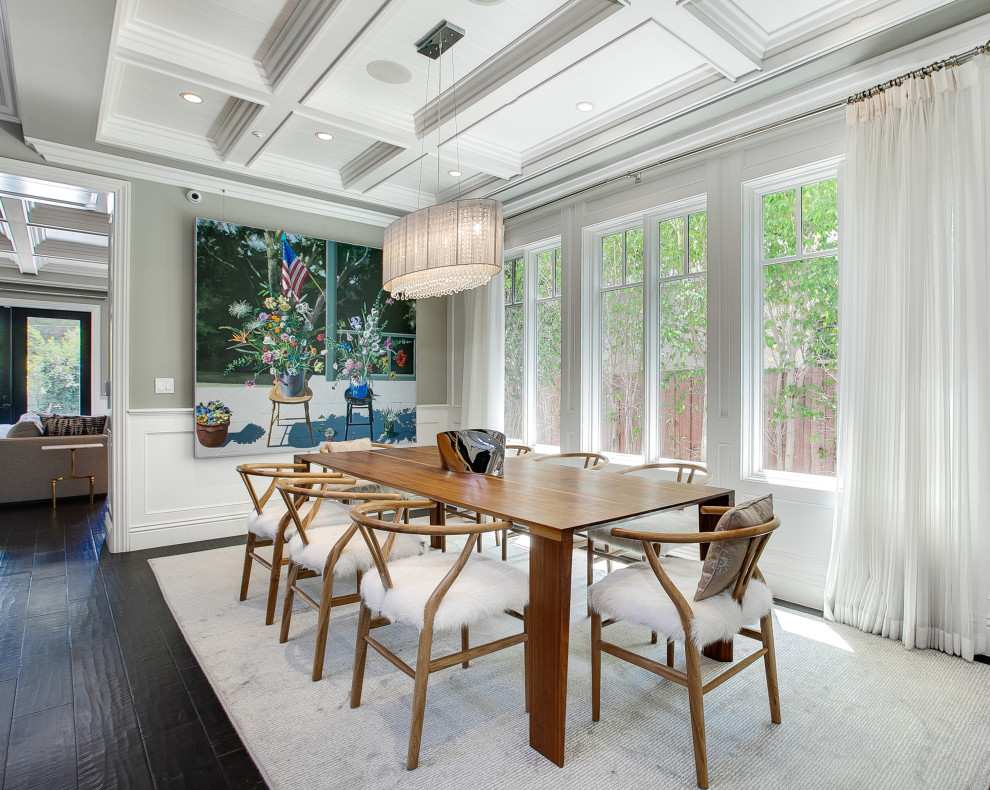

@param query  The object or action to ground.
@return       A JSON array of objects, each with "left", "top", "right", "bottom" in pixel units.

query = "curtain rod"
[{"left": 847, "top": 39, "right": 989, "bottom": 103}]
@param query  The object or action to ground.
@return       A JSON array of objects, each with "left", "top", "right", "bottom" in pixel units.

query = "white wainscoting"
[{"left": 122, "top": 405, "right": 456, "bottom": 551}]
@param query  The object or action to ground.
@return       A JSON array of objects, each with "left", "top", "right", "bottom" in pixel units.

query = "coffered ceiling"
[
  {"left": 6, "top": 0, "right": 989, "bottom": 223},
  {"left": 0, "top": 174, "right": 110, "bottom": 293}
]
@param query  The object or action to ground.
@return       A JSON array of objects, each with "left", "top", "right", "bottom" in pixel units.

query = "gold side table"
[{"left": 43, "top": 443, "right": 101, "bottom": 508}]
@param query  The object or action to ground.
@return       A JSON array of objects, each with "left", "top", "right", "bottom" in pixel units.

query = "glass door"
[{"left": 5, "top": 307, "right": 91, "bottom": 417}]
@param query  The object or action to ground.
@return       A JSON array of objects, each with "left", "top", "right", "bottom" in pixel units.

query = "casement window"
[
  {"left": 503, "top": 243, "right": 562, "bottom": 449},
  {"left": 745, "top": 162, "right": 840, "bottom": 479},
  {"left": 590, "top": 198, "right": 708, "bottom": 463}
]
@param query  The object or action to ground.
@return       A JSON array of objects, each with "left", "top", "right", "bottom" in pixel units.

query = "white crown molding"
[
  {"left": 114, "top": 0, "right": 270, "bottom": 93},
  {"left": 24, "top": 138, "right": 402, "bottom": 227},
  {"left": 99, "top": 115, "right": 222, "bottom": 163},
  {"left": 251, "top": 151, "right": 420, "bottom": 209},
  {"left": 764, "top": 0, "right": 901, "bottom": 57}
]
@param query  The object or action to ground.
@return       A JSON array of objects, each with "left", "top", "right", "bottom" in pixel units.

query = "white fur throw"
[
  {"left": 585, "top": 506, "right": 699, "bottom": 554},
  {"left": 361, "top": 553, "right": 529, "bottom": 633},
  {"left": 246, "top": 499, "right": 352, "bottom": 541},
  {"left": 287, "top": 525, "right": 423, "bottom": 578},
  {"left": 588, "top": 557, "right": 772, "bottom": 647}
]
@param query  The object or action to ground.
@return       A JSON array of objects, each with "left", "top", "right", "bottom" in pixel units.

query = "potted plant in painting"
[
  {"left": 380, "top": 406, "right": 398, "bottom": 439},
  {"left": 195, "top": 400, "right": 232, "bottom": 447},
  {"left": 325, "top": 292, "right": 406, "bottom": 397},
  {"left": 222, "top": 286, "right": 325, "bottom": 396}
]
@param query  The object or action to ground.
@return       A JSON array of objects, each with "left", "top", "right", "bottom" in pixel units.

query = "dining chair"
[
  {"left": 275, "top": 476, "right": 422, "bottom": 681},
  {"left": 532, "top": 451, "right": 609, "bottom": 470},
  {"left": 348, "top": 499, "right": 529, "bottom": 770},
  {"left": 586, "top": 462, "right": 713, "bottom": 589},
  {"left": 506, "top": 443, "right": 535, "bottom": 458},
  {"left": 236, "top": 463, "right": 356, "bottom": 625},
  {"left": 588, "top": 495, "right": 781, "bottom": 789}
]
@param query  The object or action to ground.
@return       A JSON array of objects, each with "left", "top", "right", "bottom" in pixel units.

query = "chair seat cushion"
[
  {"left": 246, "top": 499, "right": 352, "bottom": 541},
  {"left": 287, "top": 525, "right": 423, "bottom": 577},
  {"left": 587, "top": 557, "right": 772, "bottom": 647},
  {"left": 361, "top": 553, "right": 529, "bottom": 633},
  {"left": 586, "top": 507, "right": 699, "bottom": 555}
]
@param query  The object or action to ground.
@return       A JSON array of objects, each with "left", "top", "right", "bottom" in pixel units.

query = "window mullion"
[
  {"left": 522, "top": 250, "right": 538, "bottom": 445},
  {"left": 642, "top": 217, "right": 660, "bottom": 463}
]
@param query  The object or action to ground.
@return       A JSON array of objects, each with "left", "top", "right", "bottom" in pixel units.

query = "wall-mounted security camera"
[{"left": 186, "top": 189, "right": 203, "bottom": 204}]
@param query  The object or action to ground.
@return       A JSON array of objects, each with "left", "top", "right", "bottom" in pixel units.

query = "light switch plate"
[{"left": 154, "top": 377, "right": 174, "bottom": 394}]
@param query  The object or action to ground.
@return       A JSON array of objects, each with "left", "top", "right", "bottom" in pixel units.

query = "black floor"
[{"left": 0, "top": 496, "right": 267, "bottom": 789}]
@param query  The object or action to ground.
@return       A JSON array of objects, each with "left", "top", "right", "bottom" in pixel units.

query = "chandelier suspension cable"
[
  {"left": 416, "top": 56, "right": 433, "bottom": 212},
  {"left": 450, "top": 47, "right": 463, "bottom": 191},
  {"left": 381, "top": 20, "right": 504, "bottom": 301}
]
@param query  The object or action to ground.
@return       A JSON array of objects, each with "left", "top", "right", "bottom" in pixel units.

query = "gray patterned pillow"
[{"left": 694, "top": 494, "right": 773, "bottom": 601}]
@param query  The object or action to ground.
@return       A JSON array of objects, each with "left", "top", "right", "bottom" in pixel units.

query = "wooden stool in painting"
[{"left": 266, "top": 383, "right": 314, "bottom": 446}]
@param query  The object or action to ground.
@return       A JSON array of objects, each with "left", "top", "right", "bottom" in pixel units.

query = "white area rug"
[{"left": 150, "top": 542, "right": 990, "bottom": 790}]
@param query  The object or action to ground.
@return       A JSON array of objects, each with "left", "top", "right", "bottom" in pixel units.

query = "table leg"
[
  {"left": 700, "top": 493, "right": 733, "bottom": 662},
  {"left": 51, "top": 478, "right": 57, "bottom": 509},
  {"left": 528, "top": 531, "right": 573, "bottom": 767}
]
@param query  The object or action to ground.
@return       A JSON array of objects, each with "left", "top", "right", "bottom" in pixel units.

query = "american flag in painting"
[{"left": 281, "top": 235, "right": 306, "bottom": 302}]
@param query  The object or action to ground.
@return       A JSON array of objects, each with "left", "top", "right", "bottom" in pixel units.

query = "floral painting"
[{"left": 194, "top": 218, "right": 417, "bottom": 458}]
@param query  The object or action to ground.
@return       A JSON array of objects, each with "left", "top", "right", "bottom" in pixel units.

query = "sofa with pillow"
[{"left": 0, "top": 413, "right": 110, "bottom": 505}]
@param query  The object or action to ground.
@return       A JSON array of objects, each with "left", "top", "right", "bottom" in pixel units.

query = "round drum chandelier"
[{"left": 382, "top": 21, "right": 503, "bottom": 300}]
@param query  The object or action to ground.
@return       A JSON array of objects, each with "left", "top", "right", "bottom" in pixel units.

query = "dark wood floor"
[{"left": 0, "top": 496, "right": 267, "bottom": 790}]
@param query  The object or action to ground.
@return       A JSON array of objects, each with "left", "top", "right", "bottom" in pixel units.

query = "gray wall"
[{"left": 127, "top": 181, "right": 447, "bottom": 408}]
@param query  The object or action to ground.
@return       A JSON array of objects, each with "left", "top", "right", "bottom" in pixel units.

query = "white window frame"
[
  {"left": 503, "top": 237, "right": 562, "bottom": 453},
  {"left": 582, "top": 195, "right": 708, "bottom": 465},
  {"left": 741, "top": 157, "right": 843, "bottom": 489}
]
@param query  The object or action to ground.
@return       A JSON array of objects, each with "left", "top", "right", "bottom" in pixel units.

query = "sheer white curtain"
[
  {"left": 825, "top": 59, "right": 990, "bottom": 660},
  {"left": 458, "top": 276, "right": 505, "bottom": 431}
]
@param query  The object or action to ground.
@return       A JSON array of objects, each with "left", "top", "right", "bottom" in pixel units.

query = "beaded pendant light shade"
[
  {"left": 382, "top": 22, "right": 503, "bottom": 300},
  {"left": 383, "top": 198, "right": 503, "bottom": 299}
]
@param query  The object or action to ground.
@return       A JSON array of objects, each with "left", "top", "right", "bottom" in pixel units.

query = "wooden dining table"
[{"left": 295, "top": 445, "right": 734, "bottom": 767}]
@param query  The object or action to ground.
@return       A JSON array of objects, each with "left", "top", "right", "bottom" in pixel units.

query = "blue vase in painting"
[{"left": 349, "top": 377, "right": 368, "bottom": 398}]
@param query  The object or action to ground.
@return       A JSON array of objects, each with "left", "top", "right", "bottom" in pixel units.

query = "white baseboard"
[{"left": 128, "top": 512, "right": 249, "bottom": 552}]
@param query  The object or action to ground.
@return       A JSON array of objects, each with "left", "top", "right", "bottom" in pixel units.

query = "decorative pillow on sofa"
[
  {"left": 694, "top": 494, "right": 773, "bottom": 601},
  {"left": 43, "top": 415, "right": 108, "bottom": 436}
]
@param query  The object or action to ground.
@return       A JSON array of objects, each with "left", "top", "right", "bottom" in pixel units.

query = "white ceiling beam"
[
  {"left": 0, "top": 196, "right": 37, "bottom": 274},
  {"left": 27, "top": 204, "right": 110, "bottom": 236},
  {"left": 33, "top": 239, "right": 109, "bottom": 264}
]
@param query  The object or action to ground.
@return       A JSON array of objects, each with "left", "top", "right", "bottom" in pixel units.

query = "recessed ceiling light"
[
  {"left": 180, "top": 92, "right": 204, "bottom": 104},
  {"left": 468, "top": 0, "right": 505, "bottom": 4},
  {"left": 315, "top": 131, "right": 334, "bottom": 141},
  {"left": 576, "top": 101, "right": 594, "bottom": 112},
  {"left": 366, "top": 60, "right": 412, "bottom": 85},
  {"left": 448, "top": 169, "right": 462, "bottom": 178}
]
